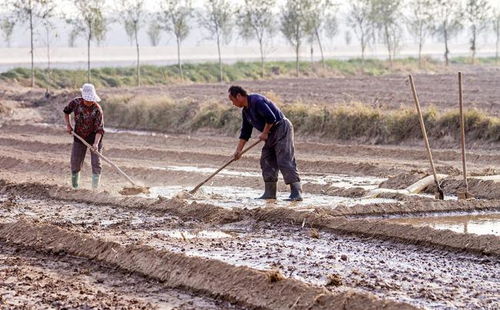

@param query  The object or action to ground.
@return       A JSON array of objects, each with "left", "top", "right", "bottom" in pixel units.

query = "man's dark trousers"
[{"left": 260, "top": 119, "right": 300, "bottom": 184}]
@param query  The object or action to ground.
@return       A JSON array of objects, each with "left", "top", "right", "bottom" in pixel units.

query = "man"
[
  {"left": 63, "top": 83, "right": 105, "bottom": 189},
  {"left": 228, "top": 85, "right": 302, "bottom": 201}
]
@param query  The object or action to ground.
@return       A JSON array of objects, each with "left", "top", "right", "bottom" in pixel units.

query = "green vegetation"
[
  {"left": 102, "top": 94, "right": 500, "bottom": 143},
  {"left": 0, "top": 57, "right": 445, "bottom": 89},
  {"left": 451, "top": 57, "right": 500, "bottom": 65}
]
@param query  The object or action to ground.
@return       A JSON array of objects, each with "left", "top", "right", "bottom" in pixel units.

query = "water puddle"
[
  {"left": 152, "top": 165, "right": 386, "bottom": 189},
  {"left": 154, "top": 230, "right": 233, "bottom": 240},
  {"left": 144, "top": 185, "right": 396, "bottom": 210},
  {"left": 389, "top": 213, "right": 500, "bottom": 236}
]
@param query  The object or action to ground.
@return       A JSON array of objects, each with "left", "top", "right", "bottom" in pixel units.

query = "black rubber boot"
[
  {"left": 287, "top": 182, "right": 303, "bottom": 201},
  {"left": 256, "top": 182, "right": 277, "bottom": 199}
]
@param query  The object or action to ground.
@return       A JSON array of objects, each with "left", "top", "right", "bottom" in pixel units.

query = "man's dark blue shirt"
[{"left": 239, "top": 94, "right": 284, "bottom": 141}]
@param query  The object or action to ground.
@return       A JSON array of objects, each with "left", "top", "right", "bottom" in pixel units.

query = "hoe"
[
  {"left": 409, "top": 75, "right": 445, "bottom": 200},
  {"left": 71, "top": 131, "right": 149, "bottom": 195}
]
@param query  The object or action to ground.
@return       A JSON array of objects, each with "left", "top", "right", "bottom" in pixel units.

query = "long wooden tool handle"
[
  {"left": 190, "top": 140, "right": 262, "bottom": 194},
  {"left": 458, "top": 72, "right": 469, "bottom": 191},
  {"left": 71, "top": 131, "right": 137, "bottom": 187},
  {"left": 409, "top": 75, "right": 440, "bottom": 187}
]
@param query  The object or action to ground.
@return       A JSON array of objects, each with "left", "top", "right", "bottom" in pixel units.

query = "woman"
[{"left": 63, "top": 83, "right": 105, "bottom": 189}]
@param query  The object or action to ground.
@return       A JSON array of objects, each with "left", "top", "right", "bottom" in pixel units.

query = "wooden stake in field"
[
  {"left": 458, "top": 72, "right": 473, "bottom": 199},
  {"left": 408, "top": 75, "right": 445, "bottom": 200}
]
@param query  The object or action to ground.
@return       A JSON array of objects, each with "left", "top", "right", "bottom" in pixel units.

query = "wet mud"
[
  {"left": 388, "top": 212, "right": 500, "bottom": 236},
  {"left": 0, "top": 242, "right": 238, "bottom": 309},
  {"left": 0, "top": 220, "right": 418, "bottom": 310},
  {"left": 1, "top": 80, "right": 500, "bottom": 309},
  {"left": 1, "top": 195, "right": 498, "bottom": 309}
]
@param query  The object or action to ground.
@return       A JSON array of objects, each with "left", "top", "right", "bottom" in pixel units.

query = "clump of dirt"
[
  {"left": 174, "top": 189, "right": 210, "bottom": 200},
  {"left": 326, "top": 273, "right": 343, "bottom": 287},
  {"left": 119, "top": 186, "right": 150, "bottom": 196},
  {"left": 438, "top": 178, "right": 500, "bottom": 200},
  {"left": 309, "top": 228, "right": 320, "bottom": 239},
  {"left": 0, "top": 103, "right": 10, "bottom": 115},
  {"left": 321, "top": 186, "right": 367, "bottom": 198},
  {"left": 379, "top": 171, "right": 426, "bottom": 190},
  {"left": 266, "top": 269, "right": 285, "bottom": 283}
]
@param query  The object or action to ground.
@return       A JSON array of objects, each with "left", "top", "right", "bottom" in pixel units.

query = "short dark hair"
[{"left": 228, "top": 85, "right": 248, "bottom": 97}]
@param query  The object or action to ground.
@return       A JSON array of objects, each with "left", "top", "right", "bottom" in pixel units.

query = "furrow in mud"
[
  {"left": 0, "top": 242, "right": 238, "bottom": 309},
  {"left": 4, "top": 124, "right": 491, "bottom": 178},
  {"left": 2, "top": 180, "right": 499, "bottom": 256},
  {"left": 0, "top": 135, "right": 414, "bottom": 178},
  {"left": 1, "top": 192, "right": 498, "bottom": 309},
  {"left": 4, "top": 123, "right": 500, "bottom": 163},
  {"left": 0, "top": 220, "right": 418, "bottom": 310}
]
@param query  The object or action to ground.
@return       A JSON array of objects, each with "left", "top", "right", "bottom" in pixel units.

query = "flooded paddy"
[
  {"left": 1, "top": 193, "right": 499, "bottom": 309},
  {"left": 389, "top": 212, "right": 500, "bottom": 236},
  {"left": 154, "top": 165, "right": 386, "bottom": 189},
  {"left": 145, "top": 185, "right": 397, "bottom": 209}
]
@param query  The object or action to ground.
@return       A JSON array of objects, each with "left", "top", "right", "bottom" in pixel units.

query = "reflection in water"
[
  {"left": 154, "top": 230, "right": 233, "bottom": 240},
  {"left": 390, "top": 213, "right": 500, "bottom": 236},
  {"left": 144, "top": 185, "right": 396, "bottom": 210}
]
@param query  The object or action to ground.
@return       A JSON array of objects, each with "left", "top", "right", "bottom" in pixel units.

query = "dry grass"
[{"left": 101, "top": 94, "right": 500, "bottom": 143}]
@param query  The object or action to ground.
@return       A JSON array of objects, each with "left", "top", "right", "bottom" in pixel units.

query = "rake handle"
[
  {"left": 408, "top": 75, "right": 442, "bottom": 193},
  {"left": 71, "top": 131, "right": 137, "bottom": 187},
  {"left": 189, "top": 140, "right": 262, "bottom": 194}
]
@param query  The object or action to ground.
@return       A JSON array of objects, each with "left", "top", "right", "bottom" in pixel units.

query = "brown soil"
[
  {"left": 0, "top": 73, "right": 499, "bottom": 309},
  {"left": 0, "top": 194, "right": 498, "bottom": 309},
  {"left": 0, "top": 220, "right": 417, "bottom": 310},
  {"left": 0, "top": 242, "right": 237, "bottom": 309}
]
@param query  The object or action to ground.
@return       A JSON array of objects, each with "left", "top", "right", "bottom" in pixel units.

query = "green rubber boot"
[
  {"left": 71, "top": 172, "right": 80, "bottom": 189},
  {"left": 92, "top": 174, "right": 101, "bottom": 190}
]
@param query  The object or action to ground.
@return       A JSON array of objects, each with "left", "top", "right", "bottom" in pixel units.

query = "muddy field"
[{"left": 0, "top": 72, "right": 499, "bottom": 309}]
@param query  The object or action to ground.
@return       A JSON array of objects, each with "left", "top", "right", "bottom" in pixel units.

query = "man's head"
[{"left": 228, "top": 85, "right": 248, "bottom": 108}]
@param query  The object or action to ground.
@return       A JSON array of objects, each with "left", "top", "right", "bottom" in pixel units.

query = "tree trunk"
[
  {"left": 444, "top": 26, "right": 449, "bottom": 66},
  {"left": 310, "top": 44, "right": 313, "bottom": 67},
  {"left": 135, "top": 27, "right": 140, "bottom": 86},
  {"left": 384, "top": 25, "right": 392, "bottom": 68},
  {"left": 29, "top": 6, "right": 35, "bottom": 88},
  {"left": 496, "top": 32, "right": 499, "bottom": 64},
  {"left": 87, "top": 22, "right": 91, "bottom": 83},
  {"left": 216, "top": 33, "right": 222, "bottom": 82},
  {"left": 47, "top": 28, "right": 51, "bottom": 72},
  {"left": 315, "top": 29, "right": 325, "bottom": 70},
  {"left": 361, "top": 34, "right": 365, "bottom": 63},
  {"left": 418, "top": 40, "right": 423, "bottom": 68},
  {"left": 471, "top": 25, "right": 476, "bottom": 65},
  {"left": 46, "top": 26, "right": 51, "bottom": 91},
  {"left": 295, "top": 43, "right": 300, "bottom": 77},
  {"left": 259, "top": 37, "right": 264, "bottom": 78},
  {"left": 177, "top": 36, "right": 183, "bottom": 80}
]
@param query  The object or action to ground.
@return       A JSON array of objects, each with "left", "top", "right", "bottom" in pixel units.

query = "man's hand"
[
  {"left": 66, "top": 125, "right": 73, "bottom": 135},
  {"left": 233, "top": 150, "right": 242, "bottom": 160},
  {"left": 259, "top": 132, "right": 269, "bottom": 141},
  {"left": 92, "top": 143, "right": 99, "bottom": 152}
]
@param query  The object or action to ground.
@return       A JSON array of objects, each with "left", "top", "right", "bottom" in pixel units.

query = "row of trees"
[{"left": 1, "top": 0, "right": 500, "bottom": 88}]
